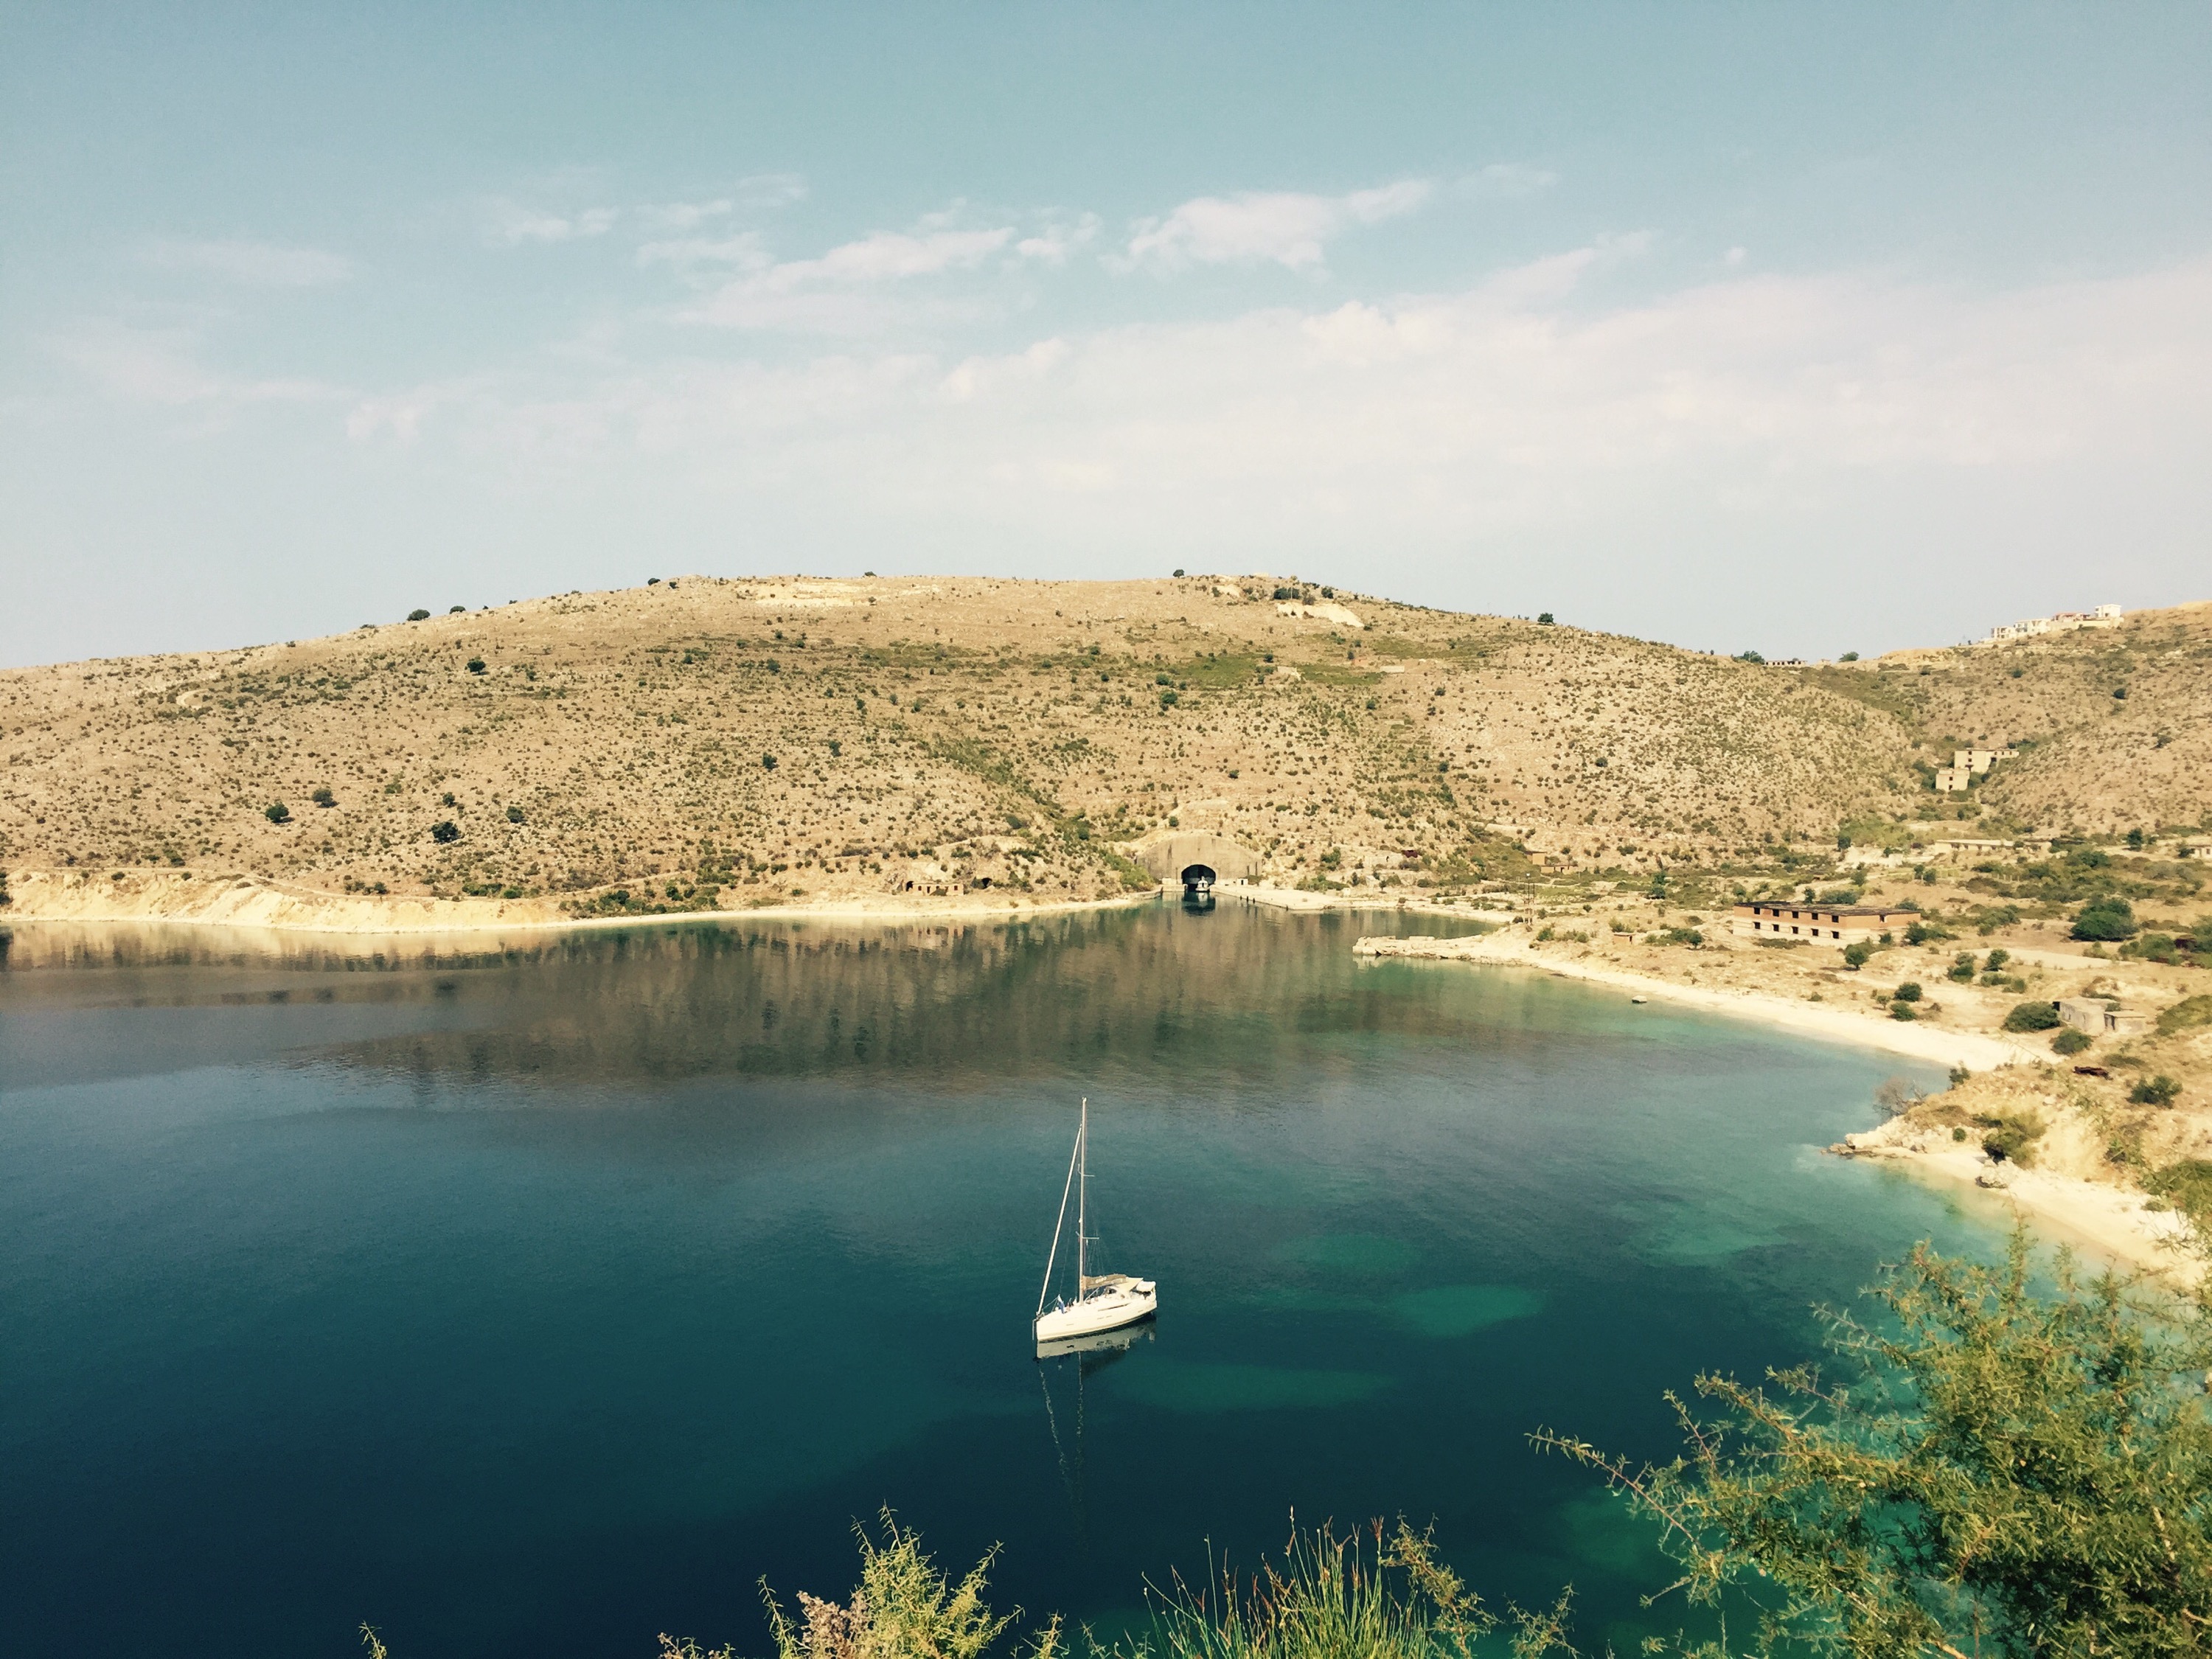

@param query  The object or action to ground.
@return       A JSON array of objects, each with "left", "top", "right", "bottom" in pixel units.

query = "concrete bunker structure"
[{"left": 1132, "top": 831, "right": 1262, "bottom": 893}]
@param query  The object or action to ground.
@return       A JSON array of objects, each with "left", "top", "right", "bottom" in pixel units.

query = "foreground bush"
[
  {"left": 1114, "top": 1520, "right": 1578, "bottom": 1659},
  {"left": 658, "top": 1513, "right": 1573, "bottom": 1659},
  {"left": 757, "top": 1512, "right": 1031, "bottom": 1659},
  {"left": 1537, "top": 1231, "right": 2212, "bottom": 1658}
]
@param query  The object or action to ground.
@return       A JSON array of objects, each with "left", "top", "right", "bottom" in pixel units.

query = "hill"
[{"left": 1, "top": 577, "right": 2207, "bottom": 928}]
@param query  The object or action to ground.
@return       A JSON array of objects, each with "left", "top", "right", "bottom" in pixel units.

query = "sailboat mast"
[
  {"left": 1037, "top": 1105, "right": 1083, "bottom": 1318},
  {"left": 1076, "top": 1097, "right": 1088, "bottom": 1290}
]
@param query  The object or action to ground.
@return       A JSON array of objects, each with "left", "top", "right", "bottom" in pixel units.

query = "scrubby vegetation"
[
  {"left": 1975, "top": 1110, "right": 2047, "bottom": 1164},
  {"left": 1537, "top": 1232, "right": 2212, "bottom": 1658},
  {"left": 2160, "top": 996, "right": 2212, "bottom": 1038},
  {"left": 2073, "top": 896, "right": 2141, "bottom": 942},
  {"left": 10, "top": 582, "right": 2205, "bottom": 918}
]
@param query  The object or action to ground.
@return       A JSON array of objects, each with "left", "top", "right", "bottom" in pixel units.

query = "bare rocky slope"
[{"left": 1, "top": 577, "right": 2206, "bottom": 924}]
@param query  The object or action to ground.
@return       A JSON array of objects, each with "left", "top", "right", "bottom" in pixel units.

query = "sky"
[{"left": 4, "top": 2, "right": 2211, "bottom": 668}]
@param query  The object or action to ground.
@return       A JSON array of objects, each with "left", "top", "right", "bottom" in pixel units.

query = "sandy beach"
[
  {"left": 1352, "top": 926, "right": 2205, "bottom": 1280},
  {"left": 1841, "top": 1131, "right": 2197, "bottom": 1280},
  {"left": 0, "top": 865, "right": 1161, "bottom": 939},
  {"left": 1352, "top": 928, "right": 2037, "bottom": 1070}
]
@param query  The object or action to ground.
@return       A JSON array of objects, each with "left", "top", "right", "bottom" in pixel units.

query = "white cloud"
[
  {"left": 734, "top": 173, "right": 809, "bottom": 207},
  {"left": 941, "top": 337, "right": 1070, "bottom": 402},
  {"left": 1121, "top": 180, "right": 1432, "bottom": 271},
  {"left": 636, "top": 198, "right": 734, "bottom": 234},
  {"left": 680, "top": 226, "right": 1018, "bottom": 330},
  {"left": 636, "top": 232, "right": 771, "bottom": 272},
  {"left": 1014, "top": 213, "right": 1102, "bottom": 265},
  {"left": 344, "top": 378, "right": 493, "bottom": 444},
  {"left": 785, "top": 227, "right": 1015, "bottom": 284},
  {"left": 141, "top": 238, "right": 353, "bottom": 286},
  {"left": 482, "top": 200, "right": 619, "bottom": 246},
  {"left": 1461, "top": 163, "right": 1558, "bottom": 201},
  {"left": 52, "top": 321, "right": 341, "bottom": 406},
  {"left": 360, "top": 248, "right": 2212, "bottom": 622}
]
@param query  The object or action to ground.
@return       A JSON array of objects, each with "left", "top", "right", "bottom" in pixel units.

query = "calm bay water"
[{"left": 0, "top": 902, "right": 1997, "bottom": 1658}]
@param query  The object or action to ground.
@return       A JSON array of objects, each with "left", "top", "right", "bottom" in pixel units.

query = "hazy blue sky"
[{"left": 4, "top": 3, "right": 2209, "bottom": 667}]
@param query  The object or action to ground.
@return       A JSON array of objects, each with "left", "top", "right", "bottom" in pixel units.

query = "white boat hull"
[
  {"left": 1035, "top": 1322, "right": 1152, "bottom": 1360},
  {"left": 1034, "top": 1281, "right": 1157, "bottom": 1342}
]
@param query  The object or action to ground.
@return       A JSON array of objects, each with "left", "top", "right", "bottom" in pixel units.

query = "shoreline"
[
  {"left": 0, "top": 866, "right": 1497, "bottom": 941},
  {"left": 1355, "top": 928, "right": 2198, "bottom": 1280},
  {"left": 1353, "top": 928, "right": 2037, "bottom": 1071},
  {"left": 0, "top": 866, "right": 1476, "bottom": 939},
  {"left": 0, "top": 866, "right": 1166, "bottom": 939},
  {"left": 1855, "top": 1138, "right": 2194, "bottom": 1281}
]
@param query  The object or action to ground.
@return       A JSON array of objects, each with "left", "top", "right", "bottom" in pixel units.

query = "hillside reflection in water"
[{"left": 2, "top": 902, "right": 1498, "bottom": 1094}]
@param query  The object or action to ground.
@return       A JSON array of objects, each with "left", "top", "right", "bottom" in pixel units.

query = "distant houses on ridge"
[{"left": 1975, "top": 604, "right": 2121, "bottom": 647}]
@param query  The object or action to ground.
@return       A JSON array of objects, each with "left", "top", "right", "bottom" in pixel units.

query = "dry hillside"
[
  {"left": 1, "top": 578, "right": 2206, "bottom": 923},
  {"left": 1809, "top": 601, "right": 2212, "bottom": 834}
]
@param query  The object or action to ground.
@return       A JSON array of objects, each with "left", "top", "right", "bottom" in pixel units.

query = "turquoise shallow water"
[{"left": 0, "top": 902, "right": 1996, "bottom": 1658}]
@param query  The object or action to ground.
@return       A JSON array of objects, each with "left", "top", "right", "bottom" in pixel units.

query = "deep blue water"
[{"left": 0, "top": 902, "right": 1996, "bottom": 1658}]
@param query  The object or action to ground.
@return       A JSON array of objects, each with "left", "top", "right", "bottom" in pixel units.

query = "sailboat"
[{"left": 1033, "top": 1098, "right": 1157, "bottom": 1344}]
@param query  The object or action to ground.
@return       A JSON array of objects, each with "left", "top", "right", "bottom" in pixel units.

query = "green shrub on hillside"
[
  {"left": 1978, "top": 1112, "right": 2045, "bottom": 1164},
  {"left": 2159, "top": 995, "right": 2212, "bottom": 1037},
  {"left": 2146, "top": 1158, "right": 2212, "bottom": 1223},
  {"left": 2073, "top": 897, "right": 2140, "bottom": 941},
  {"left": 2053, "top": 1027, "right": 2093, "bottom": 1056},
  {"left": 2003, "top": 1000, "right": 2062, "bottom": 1032}
]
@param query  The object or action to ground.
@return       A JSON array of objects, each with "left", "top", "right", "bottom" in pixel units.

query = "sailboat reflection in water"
[
  {"left": 1035, "top": 1315, "right": 1150, "bottom": 1526},
  {"left": 1032, "top": 1098, "right": 1157, "bottom": 1346}
]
